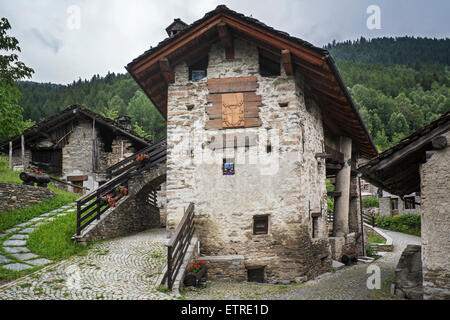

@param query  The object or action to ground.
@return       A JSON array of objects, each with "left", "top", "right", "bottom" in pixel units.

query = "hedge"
[{"left": 375, "top": 214, "right": 421, "bottom": 236}]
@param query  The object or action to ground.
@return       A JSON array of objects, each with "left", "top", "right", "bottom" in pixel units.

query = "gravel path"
[
  {"left": 183, "top": 230, "right": 421, "bottom": 300},
  {"left": 0, "top": 228, "right": 176, "bottom": 300}
]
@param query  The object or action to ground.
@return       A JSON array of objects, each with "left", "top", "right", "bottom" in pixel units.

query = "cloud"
[
  {"left": 28, "top": 28, "right": 64, "bottom": 53},
  {"left": 0, "top": 0, "right": 448, "bottom": 84}
]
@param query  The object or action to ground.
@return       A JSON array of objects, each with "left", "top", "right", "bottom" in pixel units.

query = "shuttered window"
[{"left": 206, "top": 76, "right": 262, "bottom": 130}]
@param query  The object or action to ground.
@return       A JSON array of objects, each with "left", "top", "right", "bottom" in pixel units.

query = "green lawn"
[
  {"left": 27, "top": 211, "right": 91, "bottom": 261},
  {"left": 369, "top": 234, "right": 386, "bottom": 244},
  {"left": 0, "top": 155, "right": 89, "bottom": 281}
]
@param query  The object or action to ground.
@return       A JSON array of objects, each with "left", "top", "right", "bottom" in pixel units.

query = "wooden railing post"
[
  {"left": 167, "top": 245, "right": 173, "bottom": 290},
  {"left": 96, "top": 193, "right": 101, "bottom": 220},
  {"left": 76, "top": 201, "right": 81, "bottom": 236}
]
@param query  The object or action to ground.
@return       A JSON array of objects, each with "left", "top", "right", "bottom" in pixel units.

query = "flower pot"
[
  {"left": 183, "top": 267, "right": 207, "bottom": 287},
  {"left": 341, "top": 253, "right": 358, "bottom": 266}
]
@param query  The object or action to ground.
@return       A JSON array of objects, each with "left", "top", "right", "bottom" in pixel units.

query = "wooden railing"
[
  {"left": 76, "top": 139, "right": 167, "bottom": 236},
  {"left": 362, "top": 211, "right": 376, "bottom": 227},
  {"left": 106, "top": 138, "right": 167, "bottom": 179},
  {"left": 166, "top": 203, "right": 195, "bottom": 290}
]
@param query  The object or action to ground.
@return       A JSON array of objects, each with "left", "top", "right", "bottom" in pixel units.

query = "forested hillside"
[
  {"left": 15, "top": 36, "right": 450, "bottom": 151},
  {"left": 327, "top": 37, "right": 450, "bottom": 151},
  {"left": 17, "top": 73, "right": 166, "bottom": 142}
]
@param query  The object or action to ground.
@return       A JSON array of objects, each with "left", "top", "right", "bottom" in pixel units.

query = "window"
[
  {"left": 404, "top": 197, "right": 416, "bottom": 210},
  {"left": 247, "top": 267, "right": 265, "bottom": 283},
  {"left": 259, "top": 53, "right": 280, "bottom": 77},
  {"left": 189, "top": 56, "right": 208, "bottom": 81},
  {"left": 312, "top": 216, "right": 319, "bottom": 238},
  {"left": 391, "top": 198, "right": 398, "bottom": 210},
  {"left": 223, "top": 159, "right": 235, "bottom": 175},
  {"left": 253, "top": 215, "right": 269, "bottom": 235}
]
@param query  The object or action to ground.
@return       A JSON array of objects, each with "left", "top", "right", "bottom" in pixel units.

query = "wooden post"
[
  {"left": 21, "top": 135, "right": 25, "bottom": 168},
  {"left": 9, "top": 141, "right": 12, "bottom": 169},
  {"left": 92, "top": 118, "right": 96, "bottom": 172}
]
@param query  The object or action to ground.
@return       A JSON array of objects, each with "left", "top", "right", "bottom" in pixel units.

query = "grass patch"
[
  {"left": 369, "top": 234, "right": 386, "bottom": 244},
  {"left": 157, "top": 285, "right": 170, "bottom": 293},
  {"left": 27, "top": 211, "right": 91, "bottom": 261},
  {"left": 376, "top": 214, "right": 421, "bottom": 236},
  {"left": 0, "top": 156, "right": 21, "bottom": 184}
]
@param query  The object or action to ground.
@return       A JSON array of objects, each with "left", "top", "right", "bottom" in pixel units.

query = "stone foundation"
[
  {"left": 0, "top": 183, "right": 55, "bottom": 212},
  {"left": 394, "top": 244, "right": 423, "bottom": 300}
]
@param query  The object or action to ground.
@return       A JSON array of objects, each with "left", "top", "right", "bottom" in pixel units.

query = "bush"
[
  {"left": 362, "top": 197, "right": 379, "bottom": 208},
  {"left": 375, "top": 214, "right": 421, "bottom": 236}
]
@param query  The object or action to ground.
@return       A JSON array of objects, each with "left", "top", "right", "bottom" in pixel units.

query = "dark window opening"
[
  {"left": 189, "top": 56, "right": 208, "bottom": 81},
  {"left": 223, "top": 158, "right": 235, "bottom": 175},
  {"left": 31, "top": 149, "right": 62, "bottom": 176},
  {"left": 312, "top": 216, "right": 319, "bottom": 238},
  {"left": 253, "top": 215, "right": 269, "bottom": 235},
  {"left": 391, "top": 198, "right": 398, "bottom": 210},
  {"left": 97, "top": 126, "right": 115, "bottom": 152},
  {"left": 259, "top": 53, "right": 280, "bottom": 77},
  {"left": 247, "top": 267, "right": 265, "bottom": 283},
  {"left": 404, "top": 197, "right": 416, "bottom": 210}
]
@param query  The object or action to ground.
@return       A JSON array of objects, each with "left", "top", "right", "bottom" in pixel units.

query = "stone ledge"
[{"left": 364, "top": 223, "right": 394, "bottom": 251}]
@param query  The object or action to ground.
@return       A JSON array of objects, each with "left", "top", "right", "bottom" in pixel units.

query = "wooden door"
[{"left": 72, "top": 181, "right": 83, "bottom": 194}]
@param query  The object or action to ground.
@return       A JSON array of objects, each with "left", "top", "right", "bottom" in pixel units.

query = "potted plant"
[
  {"left": 116, "top": 185, "right": 128, "bottom": 197},
  {"left": 136, "top": 153, "right": 150, "bottom": 164},
  {"left": 183, "top": 260, "right": 207, "bottom": 287},
  {"left": 341, "top": 248, "right": 358, "bottom": 265}
]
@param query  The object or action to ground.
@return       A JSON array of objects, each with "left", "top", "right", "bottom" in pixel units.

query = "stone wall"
[
  {"left": 394, "top": 244, "right": 423, "bottom": 299},
  {"left": 74, "top": 165, "right": 166, "bottom": 243},
  {"left": 420, "top": 130, "right": 450, "bottom": 300},
  {"left": 165, "top": 38, "right": 331, "bottom": 283},
  {"left": 0, "top": 183, "right": 55, "bottom": 212}
]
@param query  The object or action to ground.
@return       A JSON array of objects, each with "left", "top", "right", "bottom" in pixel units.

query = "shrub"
[
  {"left": 362, "top": 197, "right": 379, "bottom": 208},
  {"left": 375, "top": 214, "right": 421, "bottom": 236}
]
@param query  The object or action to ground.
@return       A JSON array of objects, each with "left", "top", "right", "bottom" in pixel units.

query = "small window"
[
  {"left": 312, "top": 216, "right": 319, "bottom": 238},
  {"left": 259, "top": 53, "right": 280, "bottom": 77},
  {"left": 404, "top": 197, "right": 415, "bottom": 210},
  {"left": 223, "top": 159, "right": 235, "bottom": 175},
  {"left": 247, "top": 267, "right": 265, "bottom": 283},
  {"left": 189, "top": 56, "right": 208, "bottom": 81},
  {"left": 391, "top": 198, "right": 398, "bottom": 210},
  {"left": 253, "top": 215, "right": 269, "bottom": 235}
]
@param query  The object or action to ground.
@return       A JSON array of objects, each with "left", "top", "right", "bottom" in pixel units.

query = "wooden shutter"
[{"left": 206, "top": 77, "right": 262, "bottom": 130}]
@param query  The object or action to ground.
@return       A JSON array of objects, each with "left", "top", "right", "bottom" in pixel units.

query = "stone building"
[
  {"left": 359, "top": 111, "right": 450, "bottom": 300},
  {"left": 126, "top": 5, "right": 377, "bottom": 283},
  {"left": 0, "top": 105, "right": 150, "bottom": 194},
  {"left": 378, "top": 191, "right": 421, "bottom": 217}
]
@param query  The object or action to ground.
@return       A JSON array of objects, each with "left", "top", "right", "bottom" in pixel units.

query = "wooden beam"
[
  {"left": 21, "top": 134, "right": 25, "bottom": 168},
  {"left": 9, "top": 141, "right": 12, "bottom": 169},
  {"left": 281, "top": 49, "right": 294, "bottom": 76},
  {"left": 159, "top": 58, "right": 175, "bottom": 84},
  {"left": 370, "top": 121, "right": 450, "bottom": 172},
  {"left": 217, "top": 22, "right": 234, "bottom": 59}
]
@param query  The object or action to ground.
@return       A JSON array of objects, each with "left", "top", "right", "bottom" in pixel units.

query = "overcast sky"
[{"left": 1, "top": 0, "right": 449, "bottom": 84}]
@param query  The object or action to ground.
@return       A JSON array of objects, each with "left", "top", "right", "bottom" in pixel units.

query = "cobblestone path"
[
  {"left": 183, "top": 230, "right": 421, "bottom": 300},
  {"left": 0, "top": 203, "right": 78, "bottom": 271},
  {"left": 0, "top": 228, "right": 176, "bottom": 300}
]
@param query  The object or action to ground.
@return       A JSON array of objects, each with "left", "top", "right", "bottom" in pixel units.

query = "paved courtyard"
[
  {"left": 0, "top": 226, "right": 175, "bottom": 300},
  {"left": 182, "top": 229, "right": 421, "bottom": 300}
]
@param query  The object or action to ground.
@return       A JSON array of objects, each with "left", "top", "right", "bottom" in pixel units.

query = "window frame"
[{"left": 253, "top": 215, "right": 269, "bottom": 235}]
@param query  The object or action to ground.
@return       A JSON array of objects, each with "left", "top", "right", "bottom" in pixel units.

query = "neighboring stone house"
[
  {"left": 126, "top": 6, "right": 378, "bottom": 284},
  {"left": 360, "top": 111, "right": 450, "bottom": 300},
  {"left": 0, "top": 105, "right": 150, "bottom": 194},
  {"left": 378, "top": 191, "right": 421, "bottom": 217}
]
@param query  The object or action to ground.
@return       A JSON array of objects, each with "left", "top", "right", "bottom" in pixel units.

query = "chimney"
[
  {"left": 117, "top": 115, "right": 132, "bottom": 130},
  {"left": 165, "top": 18, "right": 188, "bottom": 38}
]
